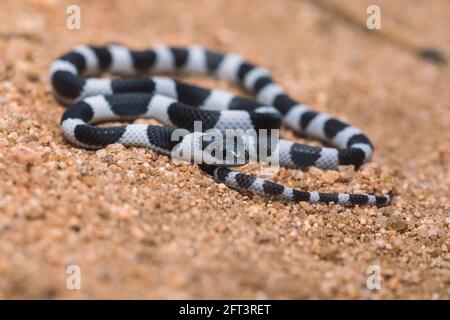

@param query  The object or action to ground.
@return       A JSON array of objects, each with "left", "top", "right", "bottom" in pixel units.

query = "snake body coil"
[{"left": 50, "top": 44, "right": 392, "bottom": 207}]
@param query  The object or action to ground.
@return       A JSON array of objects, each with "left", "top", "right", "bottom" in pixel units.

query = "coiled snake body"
[{"left": 50, "top": 44, "right": 392, "bottom": 206}]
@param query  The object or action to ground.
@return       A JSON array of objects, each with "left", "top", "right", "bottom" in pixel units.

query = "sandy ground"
[{"left": 0, "top": 0, "right": 448, "bottom": 299}]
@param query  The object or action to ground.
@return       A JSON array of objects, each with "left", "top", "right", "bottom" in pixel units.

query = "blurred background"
[{"left": 0, "top": 0, "right": 448, "bottom": 299}]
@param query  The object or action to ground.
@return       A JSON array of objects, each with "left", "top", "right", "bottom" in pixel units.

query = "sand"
[{"left": 0, "top": 0, "right": 448, "bottom": 299}]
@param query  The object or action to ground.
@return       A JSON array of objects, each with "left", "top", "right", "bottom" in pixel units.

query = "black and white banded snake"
[{"left": 50, "top": 44, "right": 392, "bottom": 207}]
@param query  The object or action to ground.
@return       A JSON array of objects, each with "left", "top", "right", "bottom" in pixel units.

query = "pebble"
[
  {"left": 387, "top": 215, "right": 408, "bottom": 232},
  {"left": 20, "top": 134, "right": 39, "bottom": 143}
]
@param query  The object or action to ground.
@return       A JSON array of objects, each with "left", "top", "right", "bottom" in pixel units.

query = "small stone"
[
  {"left": 388, "top": 277, "right": 399, "bottom": 290},
  {"left": 255, "top": 233, "right": 272, "bottom": 244},
  {"left": 319, "top": 245, "right": 339, "bottom": 261},
  {"left": 101, "top": 155, "right": 116, "bottom": 165},
  {"left": 26, "top": 66, "right": 40, "bottom": 82},
  {"left": 322, "top": 171, "right": 340, "bottom": 184},
  {"left": 131, "top": 227, "right": 145, "bottom": 240},
  {"left": 110, "top": 205, "right": 137, "bottom": 221},
  {"left": 427, "top": 248, "right": 441, "bottom": 258},
  {"left": 428, "top": 228, "right": 439, "bottom": 240},
  {"left": 95, "top": 149, "right": 107, "bottom": 158},
  {"left": 387, "top": 215, "right": 408, "bottom": 232},
  {"left": 20, "top": 134, "right": 39, "bottom": 143},
  {"left": 368, "top": 209, "right": 377, "bottom": 217},
  {"left": 10, "top": 146, "right": 41, "bottom": 165},
  {"left": 247, "top": 205, "right": 260, "bottom": 218},
  {"left": 82, "top": 176, "right": 96, "bottom": 186}
]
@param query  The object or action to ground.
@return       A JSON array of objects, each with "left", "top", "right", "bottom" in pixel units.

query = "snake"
[{"left": 49, "top": 44, "right": 393, "bottom": 207}]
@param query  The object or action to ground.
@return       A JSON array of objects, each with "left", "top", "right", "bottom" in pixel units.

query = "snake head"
[
  {"left": 171, "top": 131, "right": 249, "bottom": 166},
  {"left": 200, "top": 132, "right": 249, "bottom": 167}
]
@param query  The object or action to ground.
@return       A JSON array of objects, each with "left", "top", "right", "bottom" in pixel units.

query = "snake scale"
[{"left": 50, "top": 44, "right": 392, "bottom": 207}]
